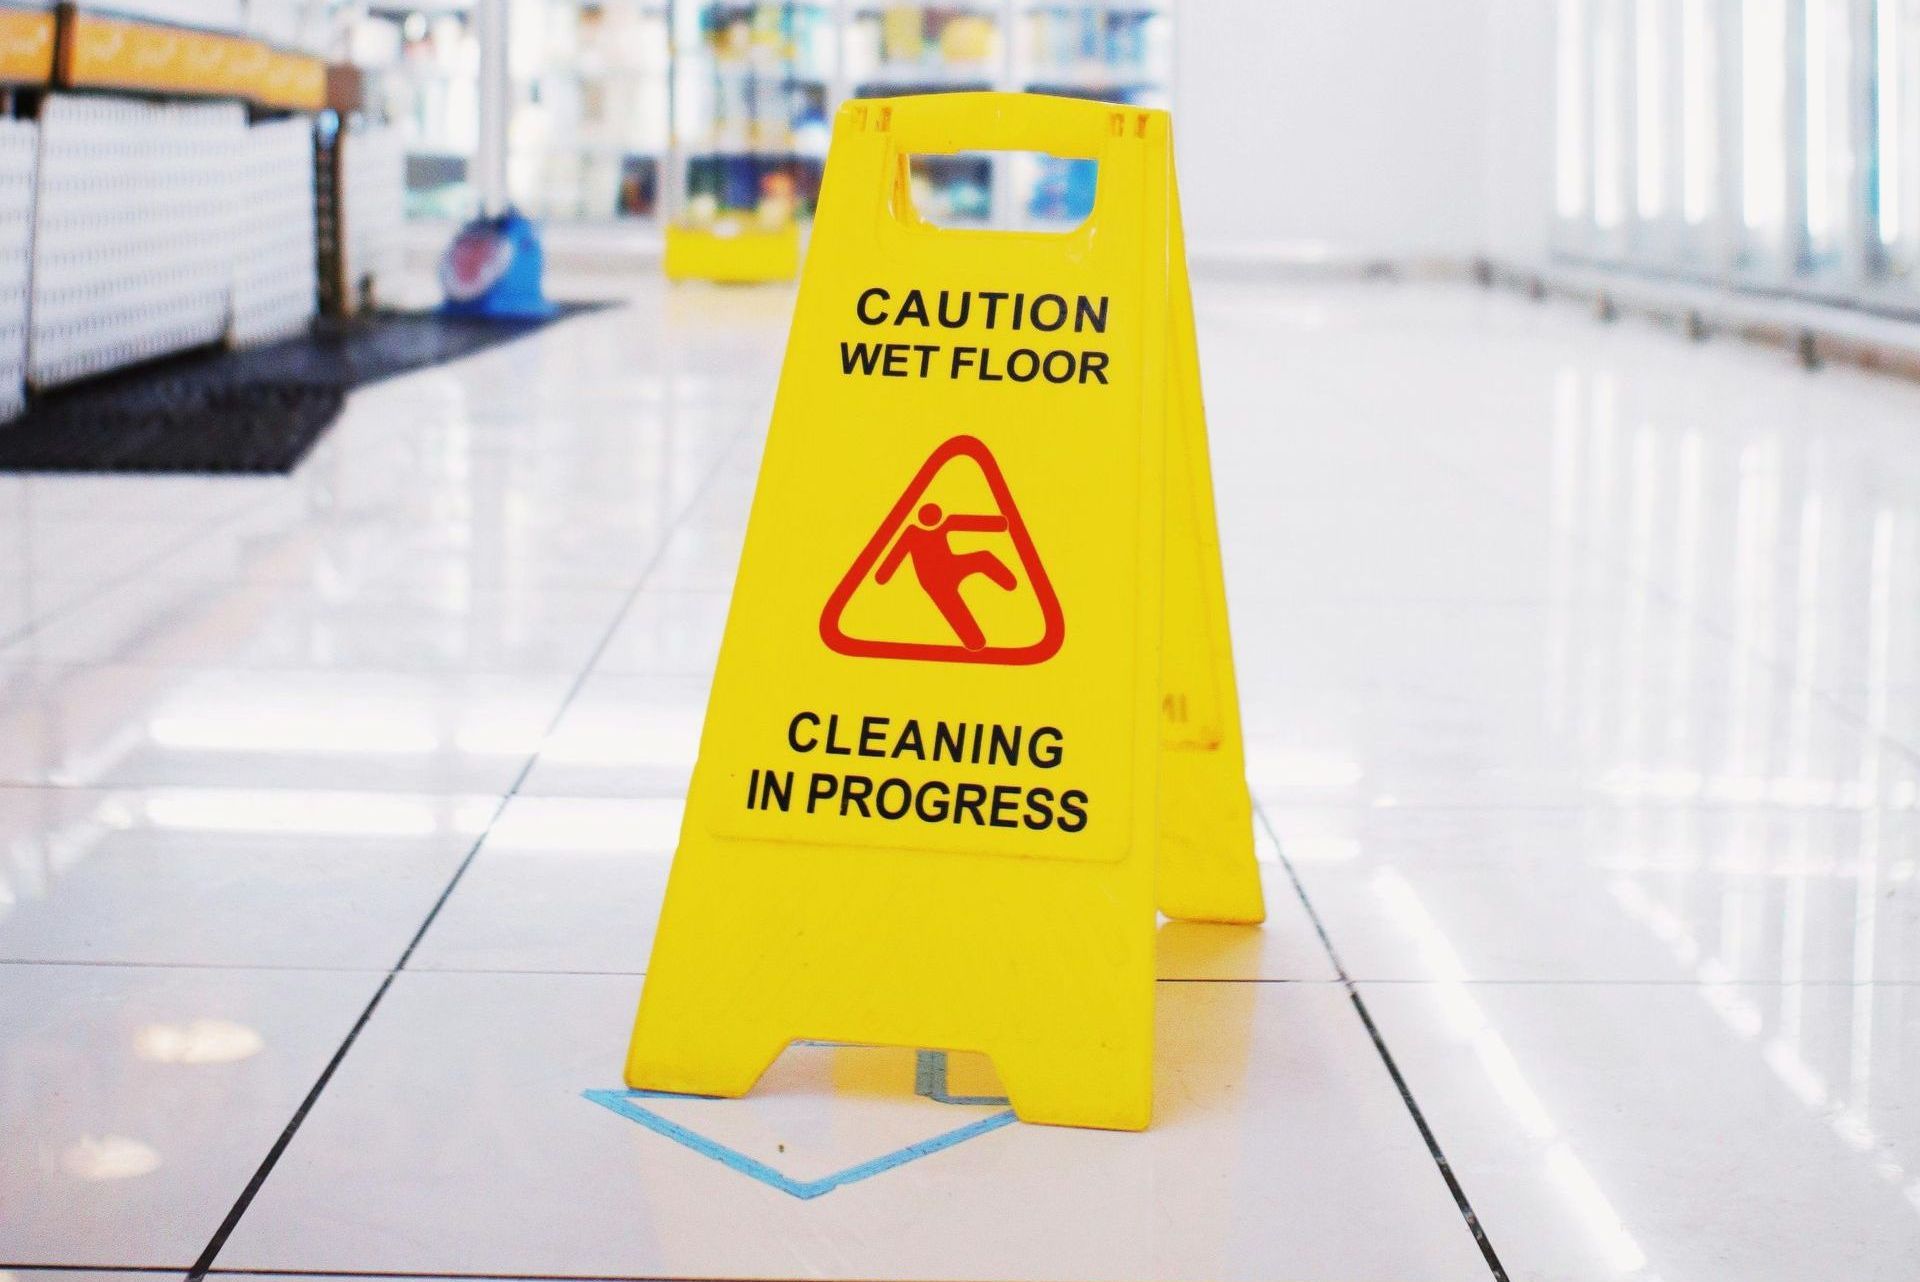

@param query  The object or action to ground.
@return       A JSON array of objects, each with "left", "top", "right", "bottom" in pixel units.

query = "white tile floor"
[{"left": 3, "top": 277, "right": 1919, "bottom": 1281}]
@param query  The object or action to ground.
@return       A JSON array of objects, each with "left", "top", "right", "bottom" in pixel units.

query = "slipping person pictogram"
[
  {"left": 875, "top": 502, "right": 1017, "bottom": 651},
  {"left": 820, "top": 435, "right": 1064, "bottom": 665}
]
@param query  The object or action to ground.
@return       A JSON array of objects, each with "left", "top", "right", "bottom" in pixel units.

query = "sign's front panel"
[{"left": 696, "top": 105, "right": 1164, "bottom": 870}]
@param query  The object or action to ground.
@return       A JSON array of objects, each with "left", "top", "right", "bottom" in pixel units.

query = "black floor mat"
[{"left": 0, "top": 305, "right": 604, "bottom": 475}]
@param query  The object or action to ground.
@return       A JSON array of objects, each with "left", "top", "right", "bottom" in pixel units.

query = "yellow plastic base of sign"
[
  {"left": 626, "top": 93, "right": 1261, "bottom": 1132},
  {"left": 664, "top": 222, "right": 800, "bottom": 283}
]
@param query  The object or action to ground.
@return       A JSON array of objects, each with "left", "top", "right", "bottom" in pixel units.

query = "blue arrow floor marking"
[{"left": 583, "top": 1087, "right": 1017, "bottom": 1200}]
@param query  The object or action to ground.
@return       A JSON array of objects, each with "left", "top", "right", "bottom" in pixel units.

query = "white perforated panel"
[
  {"left": 0, "top": 119, "right": 38, "bottom": 421},
  {"left": 230, "top": 116, "right": 319, "bottom": 349},
  {"left": 29, "top": 95, "right": 246, "bottom": 390}
]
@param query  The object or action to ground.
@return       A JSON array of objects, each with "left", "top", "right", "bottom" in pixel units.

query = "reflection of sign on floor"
[
  {"left": 820, "top": 435, "right": 1063, "bottom": 665},
  {"left": 584, "top": 1050, "right": 1015, "bottom": 1200}
]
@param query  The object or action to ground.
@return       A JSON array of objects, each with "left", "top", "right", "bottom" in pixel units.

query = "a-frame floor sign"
[{"left": 624, "top": 93, "right": 1263, "bottom": 1132}]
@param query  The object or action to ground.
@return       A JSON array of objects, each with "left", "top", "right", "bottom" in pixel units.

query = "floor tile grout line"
[
  {"left": 0, "top": 1268, "right": 1014, "bottom": 1281},
  {"left": 1337, "top": 979, "right": 1511, "bottom": 1282},
  {"left": 179, "top": 963, "right": 404, "bottom": 1281},
  {"left": 0, "top": 1270, "right": 745, "bottom": 1281},
  {"left": 0, "top": 958, "right": 400, "bottom": 973},
  {"left": 182, "top": 414, "right": 761, "bottom": 1282},
  {"left": 1255, "top": 802, "right": 1512, "bottom": 1282},
  {"left": 0, "top": 1269, "right": 952, "bottom": 1281},
  {"left": 0, "top": 1266, "right": 185, "bottom": 1275},
  {"left": 200, "top": 1271, "right": 853, "bottom": 1281}
]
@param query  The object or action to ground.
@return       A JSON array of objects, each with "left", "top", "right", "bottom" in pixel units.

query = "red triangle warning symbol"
[{"left": 820, "top": 435, "right": 1064, "bottom": 665}]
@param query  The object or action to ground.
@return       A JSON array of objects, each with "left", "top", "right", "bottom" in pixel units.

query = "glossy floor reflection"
[{"left": 4, "top": 279, "right": 1920, "bottom": 1280}]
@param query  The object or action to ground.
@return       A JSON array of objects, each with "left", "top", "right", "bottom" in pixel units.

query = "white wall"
[
  {"left": 1175, "top": 0, "right": 1492, "bottom": 264},
  {"left": 1480, "top": 0, "right": 1559, "bottom": 264},
  {"left": 1173, "top": 0, "right": 1557, "bottom": 268}
]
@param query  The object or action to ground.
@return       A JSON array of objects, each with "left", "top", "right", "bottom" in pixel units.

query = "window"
[
  {"left": 1740, "top": 0, "right": 1790, "bottom": 264},
  {"left": 1880, "top": 0, "right": 1920, "bottom": 277},
  {"left": 1557, "top": 0, "right": 1920, "bottom": 297},
  {"left": 1804, "top": 0, "right": 1856, "bottom": 269}
]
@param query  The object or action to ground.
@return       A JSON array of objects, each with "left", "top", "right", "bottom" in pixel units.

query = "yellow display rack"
[
  {"left": 53, "top": 6, "right": 326, "bottom": 110},
  {"left": 664, "top": 220, "right": 800, "bottom": 284},
  {"left": 0, "top": 4, "right": 55, "bottom": 85},
  {"left": 258, "top": 46, "right": 325, "bottom": 111}
]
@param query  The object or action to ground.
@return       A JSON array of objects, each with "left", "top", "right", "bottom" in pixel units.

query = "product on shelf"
[
  {"left": 1021, "top": 3, "right": 1170, "bottom": 88},
  {"left": 907, "top": 153, "right": 991, "bottom": 223},
  {"left": 1012, "top": 3, "right": 1172, "bottom": 225},
  {"left": 1023, "top": 153, "right": 1098, "bottom": 223},
  {"left": 661, "top": 2, "right": 814, "bottom": 279},
  {"left": 355, "top": 6, "right": 479, "bottom": 218},
  {"left": 674, "top": 2, "right": 824, "bottom": 230},
  {"left": 341, "top": 0, "right": 1174, "bottom": 233},
  {"left": 507, "top": 0, "right": 670, "bottom": 220},
  {"left": 620, "top": 156, "right": 660, "bottom": 217},
  {"left": 840, "top": 3, "right": 1172, "bottom": 229}
]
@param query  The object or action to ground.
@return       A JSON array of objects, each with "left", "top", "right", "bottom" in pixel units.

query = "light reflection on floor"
[{"left": 0, "top": 278, "right": 1917, "bottom": 1280}]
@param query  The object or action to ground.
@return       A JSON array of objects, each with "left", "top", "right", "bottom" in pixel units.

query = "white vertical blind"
[
  {"left": 1740, "top": 0, "right": 1787, "bottom": 244},
  {"left": 1880, "top": 0, "right": 1920, "bottom": 274},
  {"left": 1595, "top": 0, "right": 1627, "bottom": 230},
  {"left": 1680, "top": 0, "right": 1717, "bottom": 227},
  {"left": 1803, "top": 0, "right": 1856, "bottom": 263},
  {"left": 1636, "top": 0, "right": 1670, "bottom": 221},
  {"left": 1559, "top": 0, "right": 1920, "bottom": 296}
]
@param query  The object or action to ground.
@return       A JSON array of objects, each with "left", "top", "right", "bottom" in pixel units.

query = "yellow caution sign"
[{"left": 625, "top": 92, "right": 1262, "bottom": 1132}]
